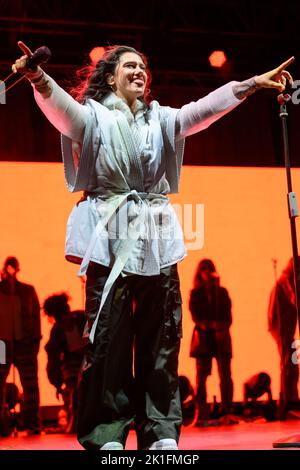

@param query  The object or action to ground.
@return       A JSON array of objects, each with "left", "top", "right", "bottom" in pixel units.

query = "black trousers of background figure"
[
  {"left": 0, "top": 340, "right": 40, "bottom": 431},
  {"left": 196, "top": 355, "right": 233, "bottom": 413},
  {"left": 77, "top": 263, "right": 183, "bottom": 450}
]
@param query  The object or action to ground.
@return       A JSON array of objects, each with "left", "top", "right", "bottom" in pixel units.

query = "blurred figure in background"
[
  {"left": 243, "top": 372, "right": 277, "bottom": 421},
  {"left": 0, "top": 256, "right": 41, "bottom": 435},
  {"left": 189, "top": 259, "right": 233, "bottom": 423},
  {"left": 243, "top": 372, "right": 272, "bottom": 405},
  {"left": 268, "top": 258, "right": 299, "bottom": 415},
  {"left": 44, "top": 293, "right": 85, "bottom": 433}
]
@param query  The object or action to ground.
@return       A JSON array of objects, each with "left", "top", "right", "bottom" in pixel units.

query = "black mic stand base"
[{"left": 273, "top": 434, "right": 300, "bottom": 448}]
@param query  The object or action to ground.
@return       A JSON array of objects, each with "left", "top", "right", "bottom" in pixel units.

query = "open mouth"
[{"left": 132, "top": 79, "right": 144, "bottom": 86}]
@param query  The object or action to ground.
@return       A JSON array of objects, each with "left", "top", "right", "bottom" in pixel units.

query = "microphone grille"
[{"left": 32, "top": 46, "right": 52, "bottom": 64}]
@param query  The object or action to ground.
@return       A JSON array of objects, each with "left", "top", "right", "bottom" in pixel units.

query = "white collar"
[{"left": 101, "top": 92, "right": 146, "bottom": 126}]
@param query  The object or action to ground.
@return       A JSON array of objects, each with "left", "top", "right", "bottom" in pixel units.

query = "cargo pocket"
[
  {"left": 171, "top": 289, "right": 183, "bottom": 340},
  {"left": 165, "top": 265, "right": 183, "bottom": 341}
]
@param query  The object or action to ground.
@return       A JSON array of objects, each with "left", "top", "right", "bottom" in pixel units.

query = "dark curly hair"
[
  {"left": 43, "top": 292, "right": 70, "bottom": 321},
  {"left": 70, "top": 45, "right": 152, "bottom": 105}
]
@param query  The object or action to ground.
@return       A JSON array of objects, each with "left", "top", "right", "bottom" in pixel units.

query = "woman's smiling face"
[{"left": 109, "top": 52, "right": 147, "bottom": 105}]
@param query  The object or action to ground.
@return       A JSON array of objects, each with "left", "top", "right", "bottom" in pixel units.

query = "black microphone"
[
  {"left": 26, "top": 46, "right": 52, "bottom": 72},
  {"left": 0, "top": 46, "right": 52, "bottom": 97}
]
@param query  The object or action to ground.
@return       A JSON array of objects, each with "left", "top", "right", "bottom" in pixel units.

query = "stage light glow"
[
  {"left": 89, "top": 46, "right": 105, "bottom": 64},
  {"left": 209, "top": 50, "right": 227, "bottom": 68}
]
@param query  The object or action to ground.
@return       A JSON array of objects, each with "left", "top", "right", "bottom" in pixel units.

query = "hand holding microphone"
[
  {"left": 209, "top": 271, "right": 220, "bottom": 286},
  {"left": 0, "top": 41, "right": 52, "bottom": 97},
  {"left": 12, "top": 41, "right": 51, "bottom": 75},
  {"left": 210, "top": 271, "right": 220, "bottom": 279}
]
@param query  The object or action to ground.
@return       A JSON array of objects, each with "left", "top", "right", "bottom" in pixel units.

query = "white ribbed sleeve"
[
  {"left": 32, "top": 74, "right": 89, "bottom": 142},
  {"left": 176, "top": 81, "right": 244, "bottom": 138}
]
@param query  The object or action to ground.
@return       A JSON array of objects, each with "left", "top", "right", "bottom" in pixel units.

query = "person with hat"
[{"left": 0, "top": 256, "right": 41, "bottom": 435}]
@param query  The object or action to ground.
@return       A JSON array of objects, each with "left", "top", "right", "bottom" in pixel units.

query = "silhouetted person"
[
  {"left": 243, "top": 372, "right": 276, "bottom": 421},
  {"left": 268, "top": 258, "right": 299, "bottom": 412},
  {"left": 44, "top": 293, "right": 85, "bottom": 433},
  {"left": 0, "top": 256, "right": 41, "bottom": 434},
  {"left": 189, "top": 259, "right": 233, "bottom": 421},
  {"left": 243, "top": 372, "right": 272, "bottom": 406}
]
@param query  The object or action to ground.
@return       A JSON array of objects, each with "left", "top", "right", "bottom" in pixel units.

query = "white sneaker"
[
  {"left": 148, "top": 438, "right": 178, "bottom": 450},
  {"left": 100, "top": 441, "right": 124, "bottom": 450}
]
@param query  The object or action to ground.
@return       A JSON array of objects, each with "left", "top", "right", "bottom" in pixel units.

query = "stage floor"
[{"left": 1, "top": 419, "right": 300, "bottom": 450}]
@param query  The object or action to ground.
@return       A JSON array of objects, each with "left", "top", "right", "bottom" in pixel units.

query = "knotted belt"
[{"left": 78, "top": 189, "right": 168, "bottom": 343}]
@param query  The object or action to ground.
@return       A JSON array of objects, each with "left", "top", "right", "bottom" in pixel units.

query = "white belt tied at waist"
[{"left": 78, "top": 189, "right": 168, "bottom": 343}]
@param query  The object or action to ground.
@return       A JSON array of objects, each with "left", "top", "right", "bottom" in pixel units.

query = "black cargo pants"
[{"left": 77, "top": 262, "right": 182, "bottom": 450}]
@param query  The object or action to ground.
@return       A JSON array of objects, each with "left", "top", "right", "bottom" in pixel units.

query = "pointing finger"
[
  {"left": 18, "top": 40, "right": 33, "bottom": 57},
  {"left": 277, "top": 56, "right": 295, "bottom": 72}
]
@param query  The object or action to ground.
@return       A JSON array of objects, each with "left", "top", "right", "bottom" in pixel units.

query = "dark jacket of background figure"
[
  {"left": 189, "top": 286, "right": 232, "bottom": 358},
  {"left": 268, "top": 272, "right": 297, "bottom": 341},
  {"left": 0, "top": 279, "right": 41, "bottom": 342}
]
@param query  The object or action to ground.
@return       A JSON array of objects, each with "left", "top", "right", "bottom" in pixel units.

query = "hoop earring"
[
  {"left": 109, "top": 83, "right": 117, "bottom": 92},
  {"left": 145, "top": 88, "right": 151, "bottom": 99}
]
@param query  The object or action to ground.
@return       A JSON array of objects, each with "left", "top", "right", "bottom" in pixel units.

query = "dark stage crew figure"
[
  {"left": 189, "top": 259, "right": 233, "bottom": 421},
  {"left": 12, "top": 40, "right": 294, "bottom": 449},
  {"left": 0, "top": 256, "right": 41, "bottom": 435},
  {"left": 44, "top": 293, "right": 85, "bottom": 433},
  {"left": 268, "top": 258, "right": 300, "bottom": 413}
]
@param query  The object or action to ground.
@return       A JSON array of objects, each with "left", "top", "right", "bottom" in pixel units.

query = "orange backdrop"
[{"left": 0, "top": 162, "right": 299, "bottom": 406}]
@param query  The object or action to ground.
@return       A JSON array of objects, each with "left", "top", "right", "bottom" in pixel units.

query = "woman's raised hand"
[
  {"left": 255, "top": 57, "right": 295, "bottom": 92},
  {"left": 11, "top": 41, "right": 34, "bottom": 74}
]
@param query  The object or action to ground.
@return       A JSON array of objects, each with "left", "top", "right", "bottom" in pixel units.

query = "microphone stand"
[
  {"left": 0, "top": 74, "right": 26, "bottom": 98},
  {"left": 273, "top": 92, "right": 300, "bottom": 447}
]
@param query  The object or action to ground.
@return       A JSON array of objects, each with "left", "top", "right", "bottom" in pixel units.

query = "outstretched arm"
[
  {"left": 12, "top": 41, "right": 89, "bottom": 142},
  {"left": 176, "top": 57, "right": 294, "bottom": 138}
]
